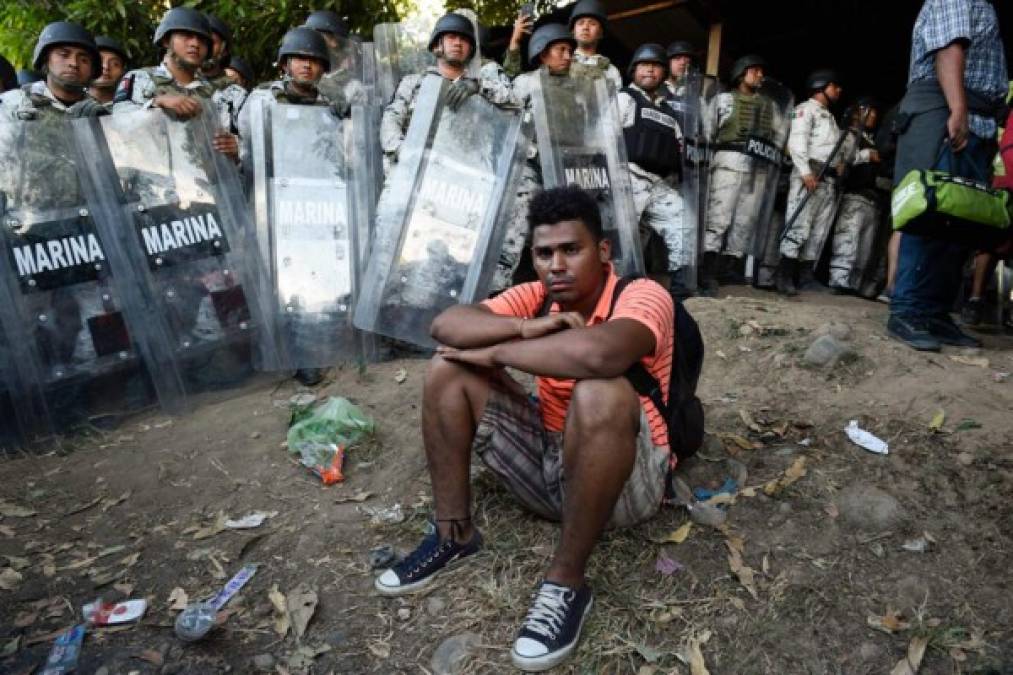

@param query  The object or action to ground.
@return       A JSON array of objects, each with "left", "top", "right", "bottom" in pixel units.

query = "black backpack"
[{"left": 538, "top": 275, "right": 705, "bottom": 467}]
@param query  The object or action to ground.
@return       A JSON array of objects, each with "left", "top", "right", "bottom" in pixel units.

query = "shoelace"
[
  {"left": 521, "top": 585, "right": 573, "bottom": 641},
  {"left": 398, "top": 536, "right": 452, "bottom": 577}
]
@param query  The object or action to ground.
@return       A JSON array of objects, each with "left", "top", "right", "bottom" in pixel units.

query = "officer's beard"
[
  {"left": 285, "top": 74, "right": 319, "bottom": 98},
  {"left": 576, "top": 38, "right": 597, "bottom": 52},
  {"left": 169, "top": 50, "right": 200, "bottom": 74},
  {"left": 48, "top": 70, "right": 88, "bottom": 93},
  {"left": 433, "top": 46, "right": 468, "bottom": 70}
]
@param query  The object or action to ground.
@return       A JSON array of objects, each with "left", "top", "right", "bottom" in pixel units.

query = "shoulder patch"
[{"left": 114, "top": 74, "right": 134, "bottom": 103}]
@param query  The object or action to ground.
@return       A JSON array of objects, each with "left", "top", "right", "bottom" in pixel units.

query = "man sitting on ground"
[{"left": 374, "top": 186, "right": 675, "bottom": 672}]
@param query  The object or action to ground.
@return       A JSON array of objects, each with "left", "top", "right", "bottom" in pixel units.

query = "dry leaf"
[
  {"left": 193, "top": 512, "right": 228, "bottom": 540},
  {"left": 686, "top": 630, "right": 712, "bottom": 675},
  {"left": 167, "top": 587, "right": 188, "bottom": 612},
  {"left": 0, "top": 525, "right": 15, "bottom": 537},
  {"left": 704, "top": 493, "right": 736, "bottom": 507},
  {"left": 394, "top": 368, "right": 407, "bottom": 384},
  {"left": 268, "top": 585, "right": 290, "bottom": 637},
  {"left": 287, "top": 585, "right": 319, "bottom": 640},
  {"left": 824, "top": 503, "right": 840, "bottom": 519},
  {"left": 0, "top": 501, "right": 37, "bottom": 518},
  {"left": 949, "top": 354, "right": 989, "bottom": 368},
  {"left": 867, "top": 609, "right": 910, "bottom": 634},
  {"left": 890, "top": 635, "right": 928, "bottom": 675},
  {"left": 739, "top": 409, "right": 763, "bottom": 433},
  {"left": 137, "top": 649, "right": 164, "bottom": 666},
  {"left": 13, "top": 609, "right": 39, "bottom": 628},
  {"left": 113, "top": 582, "right": 134, "bottom": 596},
  {"left": 763, "top": 457, "right": 808, "bottom": 496},
  {"left": 720, "top": 433, "right": 761, "bottom": 450},
  {"left": 5, "top": 555, "right": 29, "bottom": 571},
  {"left": 101, "top": 491, "right": 131, "bottom": 512},
  {"left": 725, "top": 541, "right": 758, "bottom": 599},
  {"left": 367, "top": 641, "right": 390, "bottom": 659},
  {"left": 928, "top": 409, "right": 946, "bottom": 433},
  {"left": 0, "top": 567, "right": 23, "bottom": 591},
  {"left": 654, "top": 522, "right": 692, "bottom": 544},
  {"left": 334, "top": 491, "right": 374, "bottom": 504}
]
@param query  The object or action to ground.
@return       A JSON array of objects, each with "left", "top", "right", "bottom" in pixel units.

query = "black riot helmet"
[
  {"left": 17, "top": 69, "right": 41, "bottom": 86},
  {"left": 205, "top": 13, "right": 232, "bottom": 45},
  {"left": 627, "top": 43, "right": 668, "bottom": 76},
  {"left": 428, "top": 13, "right": 476, "bottom": 58},
  {"left": 0, "top": 55, "right": 16, "bottom": 92},
  {"left": 227, "top": 55, "right": 254, "bottom": 87},
  {"left": 666, "top": 40, "right": 695, "bottom": 59},
  {"left": 730, "top": 54, "right": 767, "bottom": 84},
  {"left": 855, "top": 95, "right": 881, "bottom": 112},
  {"left": 304, "top": 10, "right": 349, "bottom": 38},
  {"left": 95, "top": 36, "right": 128, "bottom": 65},
  {"left": 806, "top": 68, "right": 842, "bottom": 93},
  {"left": 153, "top": 7, "right": 214, "bottom": 52},
  {"left": 528, "top": 23, "right": 576, "bottom": 64},
  {"left": 568, "top": 0, "right": 608, "bottom": 29},
  {"left": 277, "top": 27, "right": 331, "bottom": 70},
  {"left": 32, "top": 21, "right": 102, "bottom": 80}
]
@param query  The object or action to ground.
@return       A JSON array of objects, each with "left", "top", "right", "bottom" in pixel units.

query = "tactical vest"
[
  {"left": 257, "top": 81, "right": 327, "bottom": 106},
  {"left": 142, "top": 67, "right": 215, "bottom": 99},
  {"left": 621, "top": 87, "right": 681, "bottom": 177},
  {"left": 11, "top": 84, "right": 69, "bottom": 121},
  {"left": 716, "top": 91, "right": 774, "bottom": 146},
  {"left": 844, "top": 132, "right": 881, "bottom": 195},
  {"left": 570, "top": 56, "right": 611, "bottom": 81}
]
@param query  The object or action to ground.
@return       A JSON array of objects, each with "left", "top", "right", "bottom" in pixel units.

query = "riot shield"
[
  {"left": 373, "top": 19, "right": 435, "bottom": 105},
  {"left": 75, "top": 104, "right": 283, "bottom": 407},
  {"left": 319, "top": 37, "right": 378, "bottom": 110},
  {"left": 531, "top": 72, "right": 644, "bottom": 276},
  {"left": 665, "top": 72, "right": 707, "bottom": 290},
  {"left": 373, "top": 12, "right": 481, "bottom": 105},
  {"left": 353, "top": 74, "right": 529, "bottom": 348},
  {"left": 248, "top": 98, "right": 366, "bottom": 368},
  {"left": 703, "top": 79, "right": 793, "bottom": 261},
  {"left": 0, "top": 117, "right": 158, "bottom": 443},
  {"left": 0, "top": 324, "right": 22, "bottom": 453}
]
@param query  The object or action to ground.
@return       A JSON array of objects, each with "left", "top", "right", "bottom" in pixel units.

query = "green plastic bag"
[{"left": 287, "top": 397, "right": 375, "bottom": 464}]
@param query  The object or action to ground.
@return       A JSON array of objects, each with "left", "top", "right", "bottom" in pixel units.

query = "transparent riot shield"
[
  {"left": 373, "top": 20, "right": 435, "bottom": 105},
  {"left": 531, "top": 72, "right": 643, "bottom": 276},
  {"left": 0, "top": 117, "right": 158, "bottom": 444},
  {"left": 665, "top": 72, "right": 706, "bottom": 290},
  {"left": 353, "top": 74, "right": 529, "bottom": 348},
  {"left": 0, "top": 324, "right": 23, "bottom": 453},
  {"left": 248, "top": 98, "right": 366, "bottom": 368},
  {"left": 703, "top": 79, "right": 793, "bottom": 261},
  {"left": 75, "top": 104, "right": 283, "bottom": 408},
  {"left": 319, "top": 37, "right": 377, "bottom": 111},
  {"left": 350, "top": 103, "right": 385, "bottom": 265}
]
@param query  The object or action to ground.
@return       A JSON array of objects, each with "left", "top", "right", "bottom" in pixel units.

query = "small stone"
[
  {"left": 836, "top": 484, "right": 905, "bottom": 532},
  {"left": 95, "top": 668, "right": 110, "bottom": 675},
  {"left": 803, "top": 335, "right": 854, "bottom": 367},
  {"left": 957, "top": 452, "right": 974, "bottom": 467},
  {"left": 249, "top": 431, "right": 261, "bottom": 439},
  {"left": 773, "top": 353, "right": 790, "bottom": 368},
  {"left": 858, "top": 641, "right": 883, "bottom": 662},
  {"left": 431, "top": 632, "right": 482, "bottom": 675},
  {"left": 778, "top": 502, "right": 792, "bottom": 514},
  {"left": 324, "top": 630, "right": 347, "bottom": 647},
  {"left": 816, "top": 321, "right": 853, "bottom": 341},
  {"left": 426, "top": 596, "right": 447, "bottom": 617},
  {"left": 689, "top": 501, "right": 727, "bottom": 528},
  {"left": 252, "top": 654, "right": 275, "bottom": 671},
  {"left": 397, "top": 607, "right": 411, "bottom": 621}
]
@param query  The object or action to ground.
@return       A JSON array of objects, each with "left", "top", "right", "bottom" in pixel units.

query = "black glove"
[
  {"left": 67, "top": 98, "right": 110, "bottom": 118},
  {"left": 330, "top": 95, "right": 351, "bottom": 119},
  {"left": 446, "top": 78, "right": 480, "bottom": 112}
]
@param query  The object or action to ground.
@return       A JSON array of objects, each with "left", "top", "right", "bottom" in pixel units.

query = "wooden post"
[{"left": 705, "top": 22, "right": 722, "bottom": 76}]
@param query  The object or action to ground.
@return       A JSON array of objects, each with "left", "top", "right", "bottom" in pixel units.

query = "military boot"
[
  {"left": 775, "top": 257, "right": 798, "bottom": 296},
  {"left": 698, "top": 252, "right": 719, "bottom": 297}
]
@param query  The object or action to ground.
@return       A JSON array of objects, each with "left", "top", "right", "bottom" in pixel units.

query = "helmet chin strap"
[{"left": 48, "top": 71, "right": 88, "bottom": 95}]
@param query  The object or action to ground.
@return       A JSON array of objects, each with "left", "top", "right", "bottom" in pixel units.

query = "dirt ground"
[{"left": 1, "top": 287, "right": 1012, "bottom": 675}]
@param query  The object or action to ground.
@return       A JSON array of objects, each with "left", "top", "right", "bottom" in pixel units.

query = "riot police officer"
[
  {"left": 202, "top": 13, "right": 232, "bottom": 86},
  {"left": 664, "top": 41, "right": 697, "bottom": 97},
  {"left": 702, "top": 54, "right": 784, "bottom": 294},
  {"left": 618, "top": 43, "right": 691, "bottom": 295},
  {"left": 224, "top": 56, "right": 254, "bottom": 91},
  {"left": 778, "top": 69, "right": 846, "bottom": 293},
  {"left": 88, "top": 36, "right": 128, "bottom": 108},
  {"left": 828, "top": 97, "right": 884, "bottom": 294},
  {"left": 303, "top": 9, "right": 369, "bottom": 114},
  {"left": 380, "top": 13, "right": 517, "bottom": 170},
  {"left": 114, "top": 7, "right": 242, "bottom": 162},
  {"left": 493, "top": 23, "right": 575, "bottom": 289},
  {"left": 568, "top": 0, "right": 621, "bottom": 86},
  {"left": 0, "top": 22, "right": 105, "bottom": 120}
]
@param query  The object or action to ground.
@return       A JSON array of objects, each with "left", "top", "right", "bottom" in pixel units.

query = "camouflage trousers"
[
  {"left": 631, "top": 171, "right": 690, "bottom": 271},
  {"left": 704, "top": 154, "right": 765, "bottom": 257},
  {"left": 492, "top": 161, "right": 541, "bottom": 291},
  {"left": 780, "top": 170, "right": 840, "bottom": 262},
  {"left": 829, "top": 193, "right": 882, "bottom": 290}
]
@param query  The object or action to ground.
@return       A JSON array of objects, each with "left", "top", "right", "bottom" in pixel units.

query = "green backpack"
[{"left": 892, "top": 146, "right": 1011, "bottom": 248}]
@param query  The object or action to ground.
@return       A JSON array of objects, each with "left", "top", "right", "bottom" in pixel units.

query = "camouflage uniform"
[
  {"left": 570, "top": 51, "right": 621, "bottom": 88},
  {"left": 617, "top": 83, "right": 688, "bottom": 272},
  {"left": 829, "top": 129, "right": 888, "bottom": 290},
  {"left": 113, "top": 63, "right": 247, "bottom": 131},
  {"left": 379, "top": 65, "right": 519, "bottom": 169},
  {"left": 704, "top": 90, "right": 785, "bottom": 257},
  {"left": 780, "top": 97, "right": 861, "bottom": 262},
  {"left": 0, "top": 81, "right": 93, "bottom": 121}
]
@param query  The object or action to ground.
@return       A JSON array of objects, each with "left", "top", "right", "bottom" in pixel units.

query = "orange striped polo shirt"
[{"left": 483, "top": 265, "right": 674, "bottom": 450}]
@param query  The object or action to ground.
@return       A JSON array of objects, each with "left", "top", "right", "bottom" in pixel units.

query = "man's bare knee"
[{"left": 568, "top": 377, "right": 639, "bottom": 435}]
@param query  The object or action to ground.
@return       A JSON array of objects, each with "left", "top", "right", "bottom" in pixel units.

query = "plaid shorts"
[{"left": 472, "top": 375, "right": 668, "bottom": 528}]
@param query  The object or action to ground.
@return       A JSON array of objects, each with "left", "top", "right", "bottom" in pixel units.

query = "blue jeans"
[{"left": 890, "top": 133, "right": 995, "bottom": 320}]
